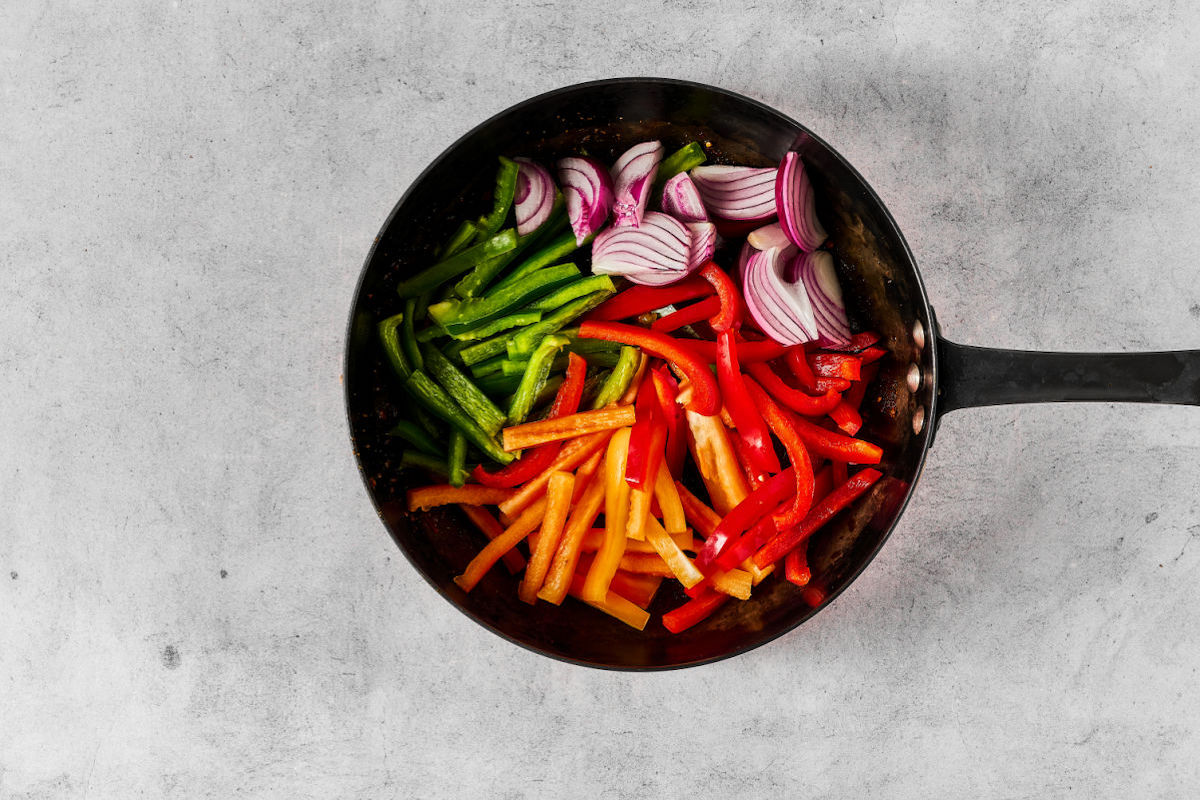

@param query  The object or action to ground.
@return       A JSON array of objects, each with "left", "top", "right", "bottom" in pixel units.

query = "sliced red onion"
[
  {"left": 790, "top": 250, "right": 850, "bottom": 345},
  {"left": 690, "top": 165, "right": 777, "bottom": 221},
  {"left": 513, "top": 158, "right": 556, "bottom": 236},
  {"left": 746, "top": 221, "right": 791, "bottom": 251},
  {"left": 592, "top": 211, "right": 692, "bottom": 286},
  {"left": 661, "top": 172, "right": 708, "bottom": 222},
  {"left": 776, "top": 152, "right": 827, "bottom": 251},
  {"left": 686, "top": 222, "right": 717, "bottom": 271},
  {"left": 737, "top": 240, "right": 756, "bottom": 283},
  {"left": 611, "top": 141, "right": 664, "bottom": 228},
  {"left": 557, "top": 156, "right": 613, "bottom": 245},
  {"left": 742, "top": 247, "right": 819, "bottom": 345}
]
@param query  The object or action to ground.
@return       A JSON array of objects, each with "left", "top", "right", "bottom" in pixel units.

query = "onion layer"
[
  {"left": 611, "top": 141, "right": 664, "bottom": 228},
  {"left": 789, "top": 250, "right": 850, "bottom": 344},
  {"left": 557, "top": 157, "right": 614, "bottom": 245},
  {"left": 513, "top": 158, "right": 556, "bottom": 236},
  {"left": 742, "top": 247, "right": 818, "bottom": 345},
  {"left": 686, "top": 222, "right": 717, "bottom": 271},
  {"left": 746, "top": 221, "right": 791, "bottom": 251},
  {"left": 592, "top": 211, "right": 693, "bottom": 287},
  {"left": 776, "top": 152, "right": 827, "bottom": 251},
  {"left": 661, "top": 172, "right": 708, "bottom": 222},
  {"left": 690, "top": 165, "right": 778, "bottom": 221}
]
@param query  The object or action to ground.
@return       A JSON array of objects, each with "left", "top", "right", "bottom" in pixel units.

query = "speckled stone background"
[{"left": 3, "top": 1, "right": 1199, "bottom": 797}]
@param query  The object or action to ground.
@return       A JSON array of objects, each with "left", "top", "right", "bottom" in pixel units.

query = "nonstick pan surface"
[{"left": 344, "top": 78, "right": 1199, "bottom": 670}]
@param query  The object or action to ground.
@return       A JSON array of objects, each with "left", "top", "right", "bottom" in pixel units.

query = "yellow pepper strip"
[
  {"left": 709, "top": 567, "right": 753, "bottom": 600},
  {"left": 643, "top": 516, "right": 704, "bottom": 589},
  {"left": 653, "top": 462, "right": 687, "bottom": 535},
  {"left": 567, "top": 574, "right": 649, "bottom": 630},
  {"left": 518, "top": 471, "right": 575, "bottom": 604},
  {"left": 582, "top": 427, "right": 632, "bottom": 604},
  {"left": 683, "top": 408, "right": 750, "bottom": 515}
]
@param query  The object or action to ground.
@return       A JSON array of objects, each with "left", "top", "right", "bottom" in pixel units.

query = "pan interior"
[{"left": 345, "top": 79, "right": 936, "bottom": 668}]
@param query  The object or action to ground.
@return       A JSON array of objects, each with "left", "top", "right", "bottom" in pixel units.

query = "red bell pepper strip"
[
  {"left": 859, "top": 346, "right": 887, "bottom": 364},
  {"left": 650, "top": 295, "right": 721, "bottom": 333},
  {"left": 698, "top": 261, "right": 743, "bottom": 332},
  {"left": 821, "top": 331, "right": 881, "bottom": 353},
  {"left": 742, "top": 374, "right": 815, "bottom": 530},
  {"left": 785, "top": 347, "right": 818, "bottom": 391},
  {"left": 828, "top": 402, "right": 862, "bottom": 436},
  {"left": 811, "top": 465, "right": 834, "bottom": 503},
  {"left": 650, "top": 367, "right": 686, "bottom": 477},
  {"left": 744, "top": 361, "right": 842, "bottom": 417},
  {"left": 814, "top": 376, "right": 852, "bottom": 393},
  {"left": 800, "top": 584, "right": 828, "bottom": 607},
  {"left": 662, "top": 586, "right": 729, "bottom": 633},
  {"left": 752, "top": 468, "right": 883, "bottom": 569},
  {"left": 713, "top": 514, "right": 778, "bottom": 574},
  {"left": 578, "top": 321, "right": 720, "bottom": 416},
  {"left": 693, "top": 467, "right": 795, "bottom": 575},
  {"left": 472, "top": 353, "right": 587, "bottom": 487},
  {"left": 785, "top": 546, "right": 810, "bottom": 587},
  {"left": 678, "top": 338, "right": 787, "bottom": 364},
  {"left": 809, "top": 353, "right": 862, "bottom": 381},
  {"left": 625, "top": 377, "right": 667, "bottom": 489},
  {"left": 584, "top": 277, "right": 714, "bottom": 322},
  {"left": 716, "top": 332, "right": 779, "bottom": 476},
  {"left": 830, "top": 459, "right": 848, "bottom": 485},
  {"left": 787, "top": 411, "right": 883, "bottom": 464},
  {"left": 730, "top": 434, "right": 766, "bottom": 490}
]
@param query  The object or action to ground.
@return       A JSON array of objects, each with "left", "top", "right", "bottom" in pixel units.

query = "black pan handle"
[{"left": 937, "top": 339, "right": 1200, "bottom": 416}]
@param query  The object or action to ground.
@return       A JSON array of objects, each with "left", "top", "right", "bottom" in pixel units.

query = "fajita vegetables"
[{"left": 380, "top": 140, "right": 887, "bottom": 633}]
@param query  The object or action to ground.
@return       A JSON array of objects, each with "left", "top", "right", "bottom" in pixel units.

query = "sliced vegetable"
[
  {"left": 407, "top": 483, "right": 513, "bottom": 511},
  {"left": 440, "top": 220, "right": 479, "bottom": 259},
  {"left": 578, "top": 321, "right": 720, "bottom": 415},
  {"left": 787, "top": 412, "right": 883, "bottom": 464},
  {"left": 662, "top": 588, "right": 728, "bottom": 633},
  {"left": 744, "top": 361, "right": 842, "bottom": 416},
  {"left": 746, "top": 221, "right": 792, "bottom": 251},
  {"left": 386, "top": 419, "right": 441, "bottom": 457},
  {"left": 513, "top": 158, "right": 556, "bottom": 236},
  {"left": 501, "top": 405, "right": 636, "bottom": 451},
  {"left": 698, "top": 261, "right": 743, "bottom": 332},
  {"left": 566, "top": 573, "right": 650, "bottom": 630},
  {"left": 789, "top": 250, "right": 851, "bottom": 345},
  {"left": 518, "top": 470, "right": 575, "bottom": 603},
  {"left": 458, "top": 504, "right": 525, "bottom": 574},
  {"left": 675, "top": 337, "right": 786, "bottom": 364},
  {"left": 591, "top": 345, "right": 640, "bottom": 409},
  {"left": 784, "top": 545, "right": 811, "bottom": 587},
  {"left": 447, "top": 430, "right": 468, "bottom": 487},
  {"left": 404, "top": 371, "right": 513, "bottom": 465},
  {"left": 682, "top": 408, "right": 750, "bottom": 515},
  {"left": 399, "top": 450, "right": 449, "bottom": 477},
  {"left": 661, "top": 172, "right": 708, "bottom": 222},
  {"left": 397, "top": 229, "right": 518, "bottom": 297},
  {"left": 651, "top": 368, "right": 686, "bottom": 477},
  {"left": 506, "top": 334, "right": 570, "bottom": 426},
  {"left": 447, "top": 310, "right": 542, "bottom": 341},
  {"left": 557, "top": 156, "right": 613, "bottom": 245},
  {"left": 585, "top": 277, "right": 714, "bottom": 322},
  {"left": 378, "top": 313, "right": 412, "bottom": 380},
  {"left": 421, "top": 344, "right": 507, "bottom": 436},
  {"left": 717, "top": 332, "right": 779, "bottom": 475},
  {"left": 693, "top": 467, "right": 796, "bottom": 574},
  {"left": 690, "top": 165, "right": 777, "bottom": 221},
  {"left": 753, "top": 468, "right": 883, "bottom": 569},
  {"left": 583, "top": 427, "right": 632, "bottom": 603},
  {"left": 453, "top": 198, "right": 567, "bottom": 299},
  {"left": 454, "top": 497, "right": 546, "bottom": 592},
  {"left": 775, "top": 151, "right": 827, "bottom": 251},
  {"left": 524, "top": 275, "right": 615, "bottom": 312},
  {"left": 743, "top": 374, "right": 815, "bottom": 528},
  {"left": 649, "top": 295, "right": 721, "bottom": 333},
  {"left": 611, "top": 140, "right": 664, "bottom": 227},
  {"left": 508, "top": 291, "right": 612, "bottom": 356},
  {"left": 538, "top": 464, "right": 607, "bottom": 605},
  {"left": 655, "top": 141, "right": 707, "bottom": 187},
  {"left": 429, "top": 263, "right": 580, "bottom": 335},
  {"left": 686, "top": 222, "right": 717, "bottom": 271},
  {"left": 743, "top": 246, "right": 818, "bottom": 345},
  {"left": 591, "top": 211, "right": 693, "bottom": 286},
  {"left": 625, "top": 379, "right": 666, "bottom": 489}
]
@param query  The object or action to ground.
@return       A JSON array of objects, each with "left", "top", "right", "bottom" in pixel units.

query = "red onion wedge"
[
  {"left": 789, "top": 250, "right": 851, "bottom": 345},
  {"left": 690, "top": 165, "right": 777, "bottom": 221},
  {"left": 611, "top": 141, "right": 664, "bottom": 228},
  {"left": 776, "top": 152, "right": 827, "bottom": 251},
  {"left": 661, "top": 172, "right": 708, "bottom": 222},
  {"left": 592, "top": 211, "right": 693, "bottom": 287},
  {"left": 742, "top": 246, "right": 818, "bottom": 345},
  {"left": 737, "top": 240, "right": 756, "bottom": 282},
  {"left": 513, "top": 158, "right": 556, "bottom": 236},
  {"left": 557, "top": 156, "right": 614, "bottom": 245},
  {"left": 686, "top": 222, "right": 717, "bottom": 271},
  {"left": 746, "top": 221, "right": 791, "bottom": 251}
]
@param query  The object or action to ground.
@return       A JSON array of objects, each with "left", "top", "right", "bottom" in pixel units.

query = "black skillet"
[{"left": 344, "top": 78, "right": 1200, "bottom": 670}]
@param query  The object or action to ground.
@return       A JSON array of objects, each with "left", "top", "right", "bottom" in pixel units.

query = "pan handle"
[{"left": 936, "top": 339, "right": 1200, "bottom": 416}]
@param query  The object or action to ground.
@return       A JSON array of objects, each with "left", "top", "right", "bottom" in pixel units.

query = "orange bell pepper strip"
[
  {"left": 517, "top": 471, "right": 575, "bottom": 604},
  {"left": 753, "top": 468, "right": 883, "bottom": 569},
  {"left": 566, "top": 573, "right": 650, "bottom": 630},
  {"left": 581, "top": 427, "right": 632, "bottom": 603},
  {"left": 662, "top": 587, "right": 729, "bottom": 633},
  {"left": 457, "top": 504, "right": 525, "bottom": 574},
  {"left": 501, "top": 406, "right": 635, "bottom": 451},
  {"left": 609, "top": 571, "right": 663, "bottom": 609},
  {"left": 675, "top": 482, "right": 722, "bottom": 539},
  {"left": 577, "top": 320, "right": 720, "bottom": 415},
  {"left": 683, "top": 408, "right": 750, "bottom": 515},
  {"left": 407, "top": 484, "right": 513, "bottom": 511},
  {"left": 617, "top": 552, "right": 674, "bottom": 576},
  {"left": 537, "top": 465, "right": 607, "bottom": 605},
  {"left": 498, "top": 430, "right": 610, "bottom": 518},
  {"left": 453, "top": 497, "right": 547, "bottom": 592}
]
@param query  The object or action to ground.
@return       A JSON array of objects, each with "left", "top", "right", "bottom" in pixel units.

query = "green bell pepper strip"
[
  {"left": 468, "top": 354, "right": 508, "bottom": 379},
  {"left": 448, "top": 310, "right": 542, "bottom": 342},
  {"left": 386, "top": 419, "right": 441, "bottom": 457},
  {"left": 396, "top": 229, "right": 518, "bottom": 298},
  {"left": 506, "top": 334, "right": 570, "bottom": 426},
  {"left": 654, "top": 142, "right": 707, "bottom": 190},
  {"left": 400, "top": 450, "right": 450, "bottom": 478},
  {"left": 430, "top": 263, "right": 580, "bottom": 335},
  {"left": 453, "top": 196, "right": 567, "bottom": 300},
  {"left": 414, "top": 406, "right": 441, "bottom": 438},
  {"left": 475, "top": 372, "right": 522, "bottom": 397},
  {"left": 578, "top": 370, "right": 612, "bottom": 410},
  {"left": 416, "top": 325, "right": 445, "bottom": 343},
  {"left": 458, "top": 332, "right": 514, "bottom": 366},
  {"left": 591, "top": 346, "right": 640, "bottom": 409},
  {"left": 474, "top": 157, "right": 518, "bottom": 242},
  {"left": 488, "top": 228, "right": 585, "bottom": 295},
  {"left": 447, "top": 430, "right": 469, "bottom": 487},
  {"left": 507, "top": 291, "right": 613, "bottom": 358},
  {"left": 523, "top": 275, "right": 615, "bottom": 313},
  {"left": 501, "top": 358, "right": 531, "bottom": 377},
  {"left": 420, "top": 344, "right": 507, "bottom": 436},
  {"left": 401, "top": 298, "right": 424, "bottom": 372},
  {"left": 377, "top": 313, "right": 412, "bottom": 380},
  {"left": 440, "top": 220, "right": 479, "bottom": 259},
  {"left": 403, "top": 370, "right": 513, "bottom": 465}
]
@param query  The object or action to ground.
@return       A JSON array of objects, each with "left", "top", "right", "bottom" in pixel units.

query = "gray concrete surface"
[{"left": 3, "top": 1, "right": 1199, "bottom": 797}]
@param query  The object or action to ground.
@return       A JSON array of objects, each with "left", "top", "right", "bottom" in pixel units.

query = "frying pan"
[{"left": 344, "top": 78, "right": 1200, "bottom": 670}]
